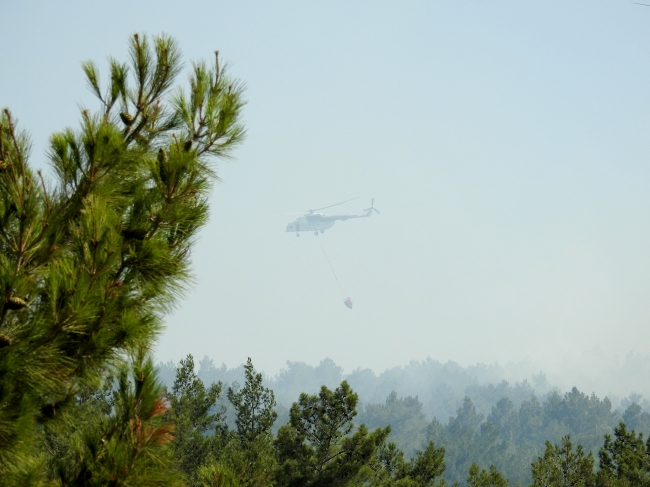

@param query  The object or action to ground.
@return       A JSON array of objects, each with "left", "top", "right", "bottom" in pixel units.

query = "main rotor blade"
[{"left": 311, "top": 197, "right": 359, "bottom": 212}]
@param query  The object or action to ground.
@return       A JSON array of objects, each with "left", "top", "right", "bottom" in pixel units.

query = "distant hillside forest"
[{"left": 158, "top": 356, "right": 650, "bottom": 486}]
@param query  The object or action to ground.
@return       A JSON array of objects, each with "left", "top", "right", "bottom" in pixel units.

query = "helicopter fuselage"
[
  {"left": 286, "top": 199, "right": 378, "bottom": 236},
  {"left": 286, "top": 211, "right": 368, "bottom": 236},
  {"left": 286, "top": 214, "right": 337, "bottom": 235}
]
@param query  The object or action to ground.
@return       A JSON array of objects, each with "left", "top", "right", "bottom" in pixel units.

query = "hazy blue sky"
[{"left": 2, "top": 1, "right": 650, "bottom": 387}]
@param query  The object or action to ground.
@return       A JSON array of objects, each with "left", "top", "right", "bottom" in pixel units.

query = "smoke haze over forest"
[
  {"left": 155, "top": 352, "right": 650, "bottom": 484},
  {"left": 157, "top": 346, "right": 650, "bottom": 416},
  {"left": 3, "top": 1, "right": 650, "bottom": 404},
  {"left": 157, "top": 351, "right": 650, "bottom": 417}
]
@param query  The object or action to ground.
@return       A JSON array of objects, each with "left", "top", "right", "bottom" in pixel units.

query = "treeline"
[
  {"left": 153, "top": 356, "right": 650, "bottom": 486},
  {"left": 157, "top": 357, "right": 554, "bottom": 422},
  {"left": 157, "top": 356, "right": 650, "bottom": 425}
]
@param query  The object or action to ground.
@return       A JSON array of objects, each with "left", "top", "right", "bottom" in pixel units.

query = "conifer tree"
[
  {"left": 275, "top": 381, "right": 390, "bottom": 487},
  {"left": 219, "top": 358, "right": 278, "bottom": 487},
  {"left": 530, "top": 435, "right": 595, "bottom": 487},
  {"left": 0, "top": 33, "right": 245, "bottom": 485},
  {"left": 370, "top": 440, "right": 447, "bottom": 487},
  {"left": 227, "top": 357, "right": 278, "bottom": 443},
  {"left": 167, "top": 354, "right": 225, "bottom": 485},
  {"left": 596, "top": 422, "right": 650, "bottom": 487},
  {"left": 466, "top": 463, "right": 508, "bottom": 487}
]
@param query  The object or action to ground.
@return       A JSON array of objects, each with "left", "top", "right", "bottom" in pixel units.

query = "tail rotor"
[{"left": 364, "top": 198, "right": 380, "bottom": 216}]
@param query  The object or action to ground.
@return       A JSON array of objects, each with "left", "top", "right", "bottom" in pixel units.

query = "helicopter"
[{"left": 286, "top": 198, "right": 380, "bottom": 236}]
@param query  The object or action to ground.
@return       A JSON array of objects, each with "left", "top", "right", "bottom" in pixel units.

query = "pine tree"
[
  {"left": 530, "top": 435, "right": 595, "bottom": 487},
  {"left": 275, "top": 381, "right": 390, "bottom": 487},
  {"left": 370, "top": 440, "right": 447, "bottom": 487},
  {"left": 596, "top": 422, "right": 650, "bottom": 487},
  {"left": 227, "top": 357, "right": 278, "bottom": 443},
  {"left": 167, "top": 354, "right": 226, "bottom": 486},
  {"left": 466, "top": 463, "right": 508, "bottom": 487},
  {"left": 219, "top": 358, "right": 278, "bottom": 487},
  {"left": 0, "top": 33, "right": 245, "bottom": 485}
]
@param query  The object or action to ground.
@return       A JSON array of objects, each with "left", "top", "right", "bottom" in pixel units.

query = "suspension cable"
[{"left": 316, "top": 235, "right": 345, "bottom": 296}]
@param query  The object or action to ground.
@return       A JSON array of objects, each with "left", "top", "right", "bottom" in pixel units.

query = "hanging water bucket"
[{"left": 343, "top": 297, "right": 353, "bottom": 309}]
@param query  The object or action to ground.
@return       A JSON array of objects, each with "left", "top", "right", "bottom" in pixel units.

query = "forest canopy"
[{"left": 158, "top": 355, "right": 650, "bottom": 486}]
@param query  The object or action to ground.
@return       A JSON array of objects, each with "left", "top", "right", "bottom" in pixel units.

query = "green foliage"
[
  {"left": 466, "top": 463, "right": 508, "bottom": 487},
  {"left": 362, "top": 391, "right": 428, "bottom": 458},
  {"left": 275, "top": 380, "right": 390, "bottom": 487},
  {"left": 156, "top": 356, "right": 650, "bottom": 487},
  {"left": 427, "top": 397, "right": 512, "bottom": 485},
  {"left": 0, "top": 32, "right": 245, "bottom": 485},
  {"left": 515, "top": 395, "right": 544, "bottom": 445},
  {"left": 39, "top": 371, "right": 115, "bottom": 481},
  {"left": 217, "top": 434, "right": 277, "bottom": 487},
  {"left": 530, "top": 435, "right": 595, "bottom": 487},
  {"left": 487, "top": 398, "right": 518, "bottom": 444},
  {"left": 166, "top": 354, "right": 225, "bottom": 485},
  {"left": 172, "top": 52, "right": 246, "bottom": 160},
  {"left": 218, "top": 358, "right": 277, "bottom": 486},
  {"left": 622, "top": 403, "right": 650, "bottom": 435},
  {"left": 543, "top": 388, "right": 616, "bottom": 454},
  {"left": 198, "top": 464, "right": 241, "bottom": 487},
  {"left": 46, "top": 354, "right": 184, "bottom": 486},
  {"left": 373, "top": 441, "right": 409, "bottom": 484},
  {"left": 409, "top": 442, "right": 448, "bottom": 486},
  {"left": 596, "top": 422, "right": 650, "bottom": 487},
  {"left": 421, "top": 388, "right": 622, "bottom": 486},
  {"left": 227, "top": 357, "right": 278, "bottom": 442},
  {"left": 371, "top": 440, "right": 447, "bottom": 487}
]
